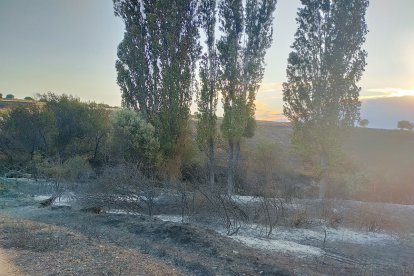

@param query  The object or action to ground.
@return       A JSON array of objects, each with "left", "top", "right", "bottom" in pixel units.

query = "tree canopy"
[
  {"left": 283, "top": 0, "right": 369, "bottom": 198},
  {"left": 114, "top": 0, "right": 201, "bottom": 168},
  {"left": 397, "top": 120, "right": 413, "bottom": 131},
  {"left": 218, "top": 0, "right": 277, "bottom": 194}
]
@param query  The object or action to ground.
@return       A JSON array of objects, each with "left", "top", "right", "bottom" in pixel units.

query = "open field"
[{"left": 0, "top": 99, "right": 37, "bottom": 110}]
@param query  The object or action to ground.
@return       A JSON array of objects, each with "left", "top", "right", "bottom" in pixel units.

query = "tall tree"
[
  {"left": 217, "top": 0, "right": 277, "bottom": 194},
  {"left": 114, "top": 0, "right": 201, "bottom": 168},
  {"left": 283, "top": 0, "right": 369, "bottom": 198},
  {"left": 114, "top": 0, "right": 156, "bottom": 120},
  {"left": 197, "top": 0, "right": 219, "bottom": 188}
]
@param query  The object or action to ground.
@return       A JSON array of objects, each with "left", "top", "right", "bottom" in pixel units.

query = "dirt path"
[{"left": 0, "top": 249, "right": 21, "bottom": 276}]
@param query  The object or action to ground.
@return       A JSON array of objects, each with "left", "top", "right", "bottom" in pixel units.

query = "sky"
[{"left": 0, "top": 0, "right": 413, "bottom": 129}]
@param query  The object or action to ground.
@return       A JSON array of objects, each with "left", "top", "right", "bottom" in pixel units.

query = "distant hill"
[
  {"left": 0, "top": 99, "right": 37, "bottom": 110},
  {"left": 361, "top": 96, "right": 414, "bottom": 129},
  {"left": 241, "top": 120, "right": 414, "bottom": 203}
]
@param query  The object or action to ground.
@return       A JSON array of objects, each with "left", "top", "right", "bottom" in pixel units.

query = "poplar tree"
[
  {"left": 114, "top": 0, "right": 201, "bottom": 166},
  {"left": 197, "top": 0, "right": 219, "bottom": 188},
  {"left": 282, "top": 0, "right": 369, "bottom": 198},
  {"left": 218, "top": 0, "right": 277, "bottom": 194},
  {"left": 114, "top": 0, "right": 155, "bottom": 120}
]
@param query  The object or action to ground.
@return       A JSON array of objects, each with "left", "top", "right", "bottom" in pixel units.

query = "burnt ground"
[
  {"left": 2, "top": 205, "right": 292, "bottom": 276},
  {"left": 1, "top": 178, "right": 414, "bottom": 276},
  {"left": 1, "top": 201, "right": 413, "bottom": 276}
]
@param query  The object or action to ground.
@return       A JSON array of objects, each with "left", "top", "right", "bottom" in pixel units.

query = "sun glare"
[{"left": 392, "top": 89, "right": 414, "bottom": 97}]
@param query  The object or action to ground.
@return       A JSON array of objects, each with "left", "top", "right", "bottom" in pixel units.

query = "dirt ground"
[{"left": 0, "top": 249, "right": 21, "bottom": 276}]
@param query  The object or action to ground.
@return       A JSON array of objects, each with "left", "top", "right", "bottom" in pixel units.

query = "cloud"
[
  {"left": 361, "top": 88, "right": 414, "bottom": 100},
  {"left": 255, "top": 100, "right": 287, "bottom": 121},
  {"left": 258, "top": 82, "right": 283, "bottom": 94}
]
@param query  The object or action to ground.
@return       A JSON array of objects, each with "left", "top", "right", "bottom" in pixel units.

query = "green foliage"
[
  {"left": 39, "top": 93, "right": 111, "bottom": 160},
  {"left": 0, "top": 92, "right": 111, "bottom": 168},
  {"left": 110, "top": 109, "right": 160, "bottom": 165},
  {"left": 114, "top": 0, "right": 201, "bottom": 163},
  {"left": 40, "top": 93, "right": 90, "bottom": 155},
  {"left": 5, "top": 94, "right": 14, "bottom": 99},
  {"left": 243, "top": 116, "right": 257, "bottom": 138},
  {"left": 196, "top": 0, "right": 219, "bottom": 159},
  {"left": 39, "top": 156, "right": 93, "bottom": 183},
  {"left": 397, "top": 120, "right": 413, "bottom": 131},
  {"left": 218, "top": 0, "right": 277, "bottom": 142},
  {"left": 0, "top": 93, "right": 3, "bottom": 99},
  {"left": 162, "top": 125, "right": 199, "bottom": 181},
  {"left": 283, "top": 0, "right": 369, "bottom": 171},
  {"left": 0, "top": 105, "right": 56, "bottom": 160},
  {"left": 217, "top": 0, "right": 277, "bottom": 193},
  {"left": 24, "top": 97, "right": 34, "bottom": 101},
  {"left": 196, "top": 0, "right": 220, "bottom": 186}
]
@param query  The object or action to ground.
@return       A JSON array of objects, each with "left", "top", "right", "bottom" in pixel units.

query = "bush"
[
  {"left": 110, "top": 109, "right": 159, "bottom": 165},
  {"left": 162, "top": 127, "right": 200, "bottom": 182},
  {"left": 40, "top": 156, "right": 93, "bottom": 183},
  {"left": 5, "top": 94, "right": 14, "bottom": 99},
  {"left": 0, "top": 105, "right": 56, "bottom": 162}
]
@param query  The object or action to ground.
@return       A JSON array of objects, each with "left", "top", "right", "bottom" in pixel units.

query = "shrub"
[
  {"left": 110, "top": 109, "right": 160, "bottom": 165},
  {"left": 40, "top": 156, "right": 93, "bottom": 183}
]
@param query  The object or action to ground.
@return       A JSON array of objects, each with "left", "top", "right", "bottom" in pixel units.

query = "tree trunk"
[
  {"left": 227, "top": 140, "right": 235, "bottom": 195},
  {"left": 319, "top": 148, "right": 329, "bottom": 199},
  {"left": 227, "top": 140, "right": 240, "bottom": 195},
  {"left": 234, "top": 141, "right": 240, "bottom": 167},
  {"left": 92, "top": 133, "right": 103, "bottom": 164},
  {"left": 208, "top": 137, "right": 215, "bottom": 188}
]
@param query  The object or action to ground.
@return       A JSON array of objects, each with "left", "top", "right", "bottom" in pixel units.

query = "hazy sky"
[{"left": 0, "top": 0, "right": 413, "bottom": 128}]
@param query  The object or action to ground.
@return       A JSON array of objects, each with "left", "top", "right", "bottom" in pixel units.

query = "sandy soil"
[{"left": 0, "top": 249, "right": 21, "bottom": 276}]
